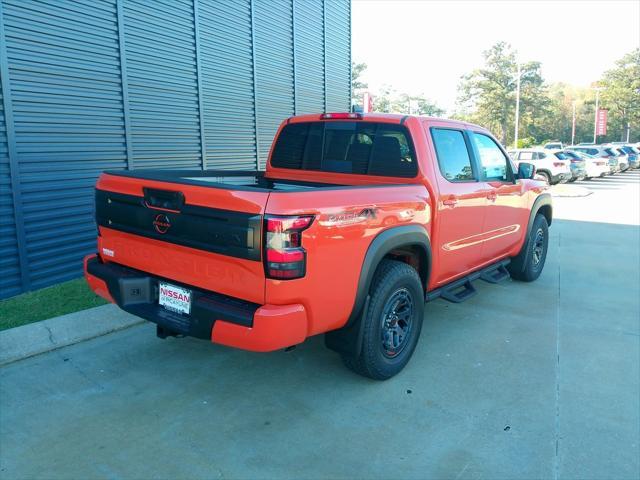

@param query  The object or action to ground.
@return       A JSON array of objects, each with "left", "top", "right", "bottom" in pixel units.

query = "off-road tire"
[
  {"left": 342, "top": 259, "right": 424, "bottom": 380},
  {"left": 507, "top": 214, "right": 549, "bottom": 282}
]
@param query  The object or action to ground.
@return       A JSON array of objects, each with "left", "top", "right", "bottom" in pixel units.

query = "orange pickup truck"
[{"left": 85, "top": 113, "right": 551, "bottom": 379}]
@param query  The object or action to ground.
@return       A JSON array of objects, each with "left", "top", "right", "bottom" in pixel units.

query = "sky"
[{"left": 352, "top": 0, "right": 640, "bottom": 113}]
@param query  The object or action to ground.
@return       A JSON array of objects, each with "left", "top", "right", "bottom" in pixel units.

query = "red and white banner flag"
[
  {"left": 596, "top": 109, "right": 608, "bottom": 136},
  {"left": 363, "top": 92, "right": 373, "bottom": 113}
]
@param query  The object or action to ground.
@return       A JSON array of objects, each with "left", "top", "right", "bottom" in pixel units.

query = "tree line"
[{"left": 352, "top": 43, "right": 640, "bottom": 146}]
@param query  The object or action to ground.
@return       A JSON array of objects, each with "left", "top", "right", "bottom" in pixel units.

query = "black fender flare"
[
  {"left": 324, "top": 225, "right": 431, "bottom": 356},
  {"left": 510, "top": 193, "right": 553, "bottom": 274},
  {"left": 527, "top": 193, "right": 552, "bottom": 234}
]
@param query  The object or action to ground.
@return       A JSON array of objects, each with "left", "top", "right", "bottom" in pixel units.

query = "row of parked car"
[{"left": 507, "top": 142, "right": 640, "bottom": 185}]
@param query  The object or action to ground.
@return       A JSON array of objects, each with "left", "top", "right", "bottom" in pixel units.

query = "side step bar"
[
  {"left": 480, "top": 263, "right": 510, "bottom": 284},
  {"left": 426, "top": 259, "right": 511, "bottom": 304}
]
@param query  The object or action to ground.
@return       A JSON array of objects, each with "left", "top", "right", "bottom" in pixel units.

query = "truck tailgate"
[{"left": 95, "top": 173, "right": 268, "bottom": 304}]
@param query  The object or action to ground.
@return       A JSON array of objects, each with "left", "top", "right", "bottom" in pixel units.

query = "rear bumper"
[
  {"left": 84, "top": 254, "right": 308, "bottom": 352},
  {"left": 569, "top": 167, "right": 587, "bottom": 180},
  {"left": 585, "top": 164, "right": 609, "bottom": 177},
  {"left": 552, "top": 172, "right": 572, "bottom": 184}
]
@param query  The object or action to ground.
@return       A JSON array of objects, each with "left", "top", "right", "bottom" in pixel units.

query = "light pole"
[{"left": 514, "top": 63, "right": 521, "bottom": 149}]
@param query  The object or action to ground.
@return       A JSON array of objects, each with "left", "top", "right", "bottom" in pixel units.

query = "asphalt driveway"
[{"left": 1, "top": 171, "right": 639, "bottom": 480}]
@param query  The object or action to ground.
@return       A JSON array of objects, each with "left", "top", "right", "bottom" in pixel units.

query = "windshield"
[{"left": 554, "top": 152, "right": 571, "bottom": 160}]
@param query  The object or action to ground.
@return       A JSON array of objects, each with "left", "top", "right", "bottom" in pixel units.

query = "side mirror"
[{"left": 517, "top": 162, "right": 536, "bottom": 180}]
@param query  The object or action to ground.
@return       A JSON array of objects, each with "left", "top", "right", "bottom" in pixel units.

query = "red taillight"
[
  {"left": 264, "top": 215, "right": 314, "bottom": 280},
  {"left": 596, "top": 161, "right": 606, "bottom": 166},
  {"left": 320, "top": 112, "right": 362, "bottom": 120},
  {"left": 553, "top": 162, "right": 565, "bottom": 167}
]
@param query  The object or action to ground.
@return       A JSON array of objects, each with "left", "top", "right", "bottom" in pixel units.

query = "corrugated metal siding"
[
  {"left": 324, "top": 0, "right": 350, "bottom": 112},
  {"left": 0, "top": 66, "right": 21, "bottom": 297},
  {"left": 2, "top": 0, "right": 125, "bottom": 289},
  {"left": 0, "top": 0, "right": 350, "bottom": 298},
  {"left": 123, "top": 0, "right": 201, "bottom": 169},
  {"left": 198, "top": 0, "right": 256, "bottom": 170},
  {"left": 253, "top": 0, "right": 294, "bottom": 169},
  {"left": 294, "top": 0, "right": 325, "bottom": 114}
]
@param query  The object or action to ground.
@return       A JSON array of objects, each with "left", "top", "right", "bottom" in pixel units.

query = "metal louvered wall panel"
[
  {"left": 0, "top": 61, "right": 22, "bottom": 297},
  {"left": 2, "top": 0, "right": 126, "bottom": 290},
  {"left": 294, "top": 0, "right": 325, "bottom": 114},
  {"left": 253, "top": 0, "right": 294, "bottom": 169},
  {"left": 123, "top": 0, "right": 201, "bottom": 169},
  {"left": 324, "top": 0, "right": 351, "bottom": 112},
  {"left": 0, "top": 0, "right": 350, "bottom": 298},
  {"left": 198, "top": 0, "right": 256, "bottom": 170}
]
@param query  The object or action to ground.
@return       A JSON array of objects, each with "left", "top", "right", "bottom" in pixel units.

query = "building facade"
[{"left": 0, "top": 0, "right": 351, "bottom": 298}]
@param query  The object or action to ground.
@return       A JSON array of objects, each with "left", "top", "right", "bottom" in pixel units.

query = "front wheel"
[
  {"left": 342, "top": 259, "right": 424, "bottom": 380},
  {"left": 508, "top": 214, "right": 549, "bottom": 282}
]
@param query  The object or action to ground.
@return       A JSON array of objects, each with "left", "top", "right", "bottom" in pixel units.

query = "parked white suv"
[
  {"left": 604, "top": 146, "right": 629, "bottom": 172},
  {"left": 563, "top": 150, "right": 610, "bottom": 179},
  {"left": 508, "top": 148, "right": 572, "bottom": 184},
  {"left": 568, "top": 146, "right": 619, "bottom": 174}
]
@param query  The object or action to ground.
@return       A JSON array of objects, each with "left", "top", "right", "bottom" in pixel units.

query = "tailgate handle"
[{"left": 143, "top": 188, "right": 185, "bottom": 212}]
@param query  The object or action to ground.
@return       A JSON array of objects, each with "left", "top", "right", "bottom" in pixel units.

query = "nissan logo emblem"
[{"left": 153, "top": 214, "right": 171, "bottom": 234}]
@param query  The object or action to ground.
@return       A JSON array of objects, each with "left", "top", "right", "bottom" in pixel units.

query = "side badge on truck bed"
[{"left": 320, "top": 207, "right": 378, "bottom": 227}]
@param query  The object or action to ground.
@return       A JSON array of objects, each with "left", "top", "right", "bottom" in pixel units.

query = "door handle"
[{"left": 443, "top": 196, "right": 458, "bottom": 207}]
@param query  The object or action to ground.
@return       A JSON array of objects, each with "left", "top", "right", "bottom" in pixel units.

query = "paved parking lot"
[{"left": 1, "top": 171, "right": 638, "bottom": 480}]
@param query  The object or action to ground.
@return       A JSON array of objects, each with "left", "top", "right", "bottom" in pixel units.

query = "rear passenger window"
[
  {"left": 271, "top": 122, "right": 417, "bottom": 177},
  {"left": 431, "top": 128, "right": 475, "bottom": 182},
  {"left": 471, "top": 133, "right": 512, "bottom": 182}
]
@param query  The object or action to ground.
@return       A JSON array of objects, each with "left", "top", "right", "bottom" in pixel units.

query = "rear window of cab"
[{"left": 270, "top": 121, "right": 418, "bottom": 178}]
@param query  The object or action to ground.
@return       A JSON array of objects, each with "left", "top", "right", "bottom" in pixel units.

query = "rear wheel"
[
  {"left": 536, "top": 171, "right": 551, "bottom": 184},
  {"left": 342, "top": 259, "right": 424, "bottom": 380},
  {"left": 508, "top": 214, "right": 549, "bottom": 282}
]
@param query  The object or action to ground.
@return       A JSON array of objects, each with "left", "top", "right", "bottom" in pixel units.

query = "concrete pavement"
[{"left": 1, "top": 171, "right": 638, "bottom": 480}]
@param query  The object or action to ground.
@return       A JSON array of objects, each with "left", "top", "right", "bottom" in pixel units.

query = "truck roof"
[{"left": 287, "top": 112, "right": 485, "bottom": 132}]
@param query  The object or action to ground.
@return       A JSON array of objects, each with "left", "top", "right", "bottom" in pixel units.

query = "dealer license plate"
[{"left": 159, "top": 282, "right": 192, "bottom": 315}]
